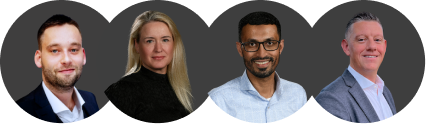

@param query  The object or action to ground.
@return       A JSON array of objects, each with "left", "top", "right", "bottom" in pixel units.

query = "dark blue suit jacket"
[
  {"left": 16, "top": 83, "right": 99, "bottom": 123},
  {"left": 316, "top": 69, "right": 396, "bottom": 123}
]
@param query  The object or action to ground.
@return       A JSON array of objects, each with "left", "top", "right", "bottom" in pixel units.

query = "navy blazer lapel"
[
  {"left": 80, "top": 90, "right": 99, "bottom": 117},
  {"left": 82, "top": 102, "right": 97, "bottom": 118},
  {"left": 33, "top": 83, "right": 60, "bottom": 123},
  {"left": 383, "top": 86, "right": 397, "bottom": 115},
  {"left": 343, "top": 70, "right": 380, "bottom": 122}
]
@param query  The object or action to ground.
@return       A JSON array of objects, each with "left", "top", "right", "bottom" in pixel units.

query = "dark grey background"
[{"left": 0, "top": 0, "right": 426, "bottom": 123}]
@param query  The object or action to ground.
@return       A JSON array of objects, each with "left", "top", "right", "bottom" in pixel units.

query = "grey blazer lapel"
[
  {"left": 383, "top": 86, "right": 397, "bottom": 115},
  {"left": 343, "top": 70, "right": 380, "bottom": 122}
]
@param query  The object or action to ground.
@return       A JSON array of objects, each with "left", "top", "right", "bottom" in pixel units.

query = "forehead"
[
  {"left": 350, "top": 21, "right": 383, "bottom": 36},
  {"left": 140, "top": 21, "right": 172, "bottom": 37},
  {"left": 40, "top": 24, "right": 82, "bottom": 48},
  {"left": 241, "top": 24, "right": 279, "bottom": 41}
]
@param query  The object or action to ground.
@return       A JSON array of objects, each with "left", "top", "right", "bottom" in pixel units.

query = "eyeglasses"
[{"left": 240, "top": 40, "right": 281, "bottom": 52}]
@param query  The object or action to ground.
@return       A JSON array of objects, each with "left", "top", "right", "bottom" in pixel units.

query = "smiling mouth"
[
  {"left": 152, "top": 56, "right": 165, "bottom": 60},
  {"left": 58, "top": 69, "right": 75, "bottom": 74},
  {"left": 255, "top": 61, "right": 269, "bottom": 65},
  {"left": 364, "top": 55, "right": 378, "bottom": 58}
]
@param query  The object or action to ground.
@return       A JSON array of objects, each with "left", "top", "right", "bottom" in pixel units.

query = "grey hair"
[{"left": 345, "top": 12, "right": 382, "bottom": 40}]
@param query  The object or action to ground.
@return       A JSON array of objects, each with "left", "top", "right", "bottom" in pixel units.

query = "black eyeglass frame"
[{"left": 240, "top": 40, "right": 281, "bottom": 52}]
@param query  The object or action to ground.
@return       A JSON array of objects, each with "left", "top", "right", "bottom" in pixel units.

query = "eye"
[
  {"left": 163, "top": 39, "right": 169, "bottom": 42},
  {"left": 374, "top": 38, "right": 382, "bottom": 42},
  {"left": 52, "top": 50, "right": 58, "bottom": 53},
  {"left": 249, "top": 42, "right": 257, "bottom": 47},
  {"left": 146, "top": 40, "right": 153, "bottom": 43},
  {"left": 358, "top": 38, "right": 365, "bottom": 42},
  {"left": 71, "top": 49, "right": 77, "bottom": 52},
  {"left": 266, "top": 41, "right": 274, "bottom": 45}
]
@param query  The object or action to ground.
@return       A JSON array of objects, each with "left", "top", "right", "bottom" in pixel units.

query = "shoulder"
[
  {"left": 318, "top": 76, "right": 349, "bottom": 96},
  {"left": 279, "top": 78, "right": 306, "bottom": 94},
  {"left": 78, "top": 89, "right": 95, "bottom": 98},
  {"left": 316, "top": 76, "right": 349, "bottom": 103},
  {"left": 77, "top": 89, "right": 97, "bottom": 104},
  {"left": 208, "top": 76, "right": 242, "bottom": 97},
  {"left": 16, "top": 90, "right": 37, "bottom": 108},
  {"left": 278, "top": 78, "right": 307, "bottom": 104},
  {"left": 104, "top": 73, "right": 141, "bottom": 96},
  {"left": 16, "top": 83, "right": 44, "bottom": 106}
]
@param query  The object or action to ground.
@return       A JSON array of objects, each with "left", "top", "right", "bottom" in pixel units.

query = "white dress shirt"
[
  {"left": 42, "top": 81, "right": 85, "bottom": 123},
  {"left": 348, "top": 66, "right": 393, "bottom": 120}
]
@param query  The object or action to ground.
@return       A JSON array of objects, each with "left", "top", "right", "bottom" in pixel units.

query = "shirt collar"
[
  {"left": 239, "top": 70, "right": 281, "bottom": 100},
  {"left": 42, "top": 81, "right": 85, "bottom": 114},
  {"left": 347, "top": 65, "right": 385, "bottom": 90}
]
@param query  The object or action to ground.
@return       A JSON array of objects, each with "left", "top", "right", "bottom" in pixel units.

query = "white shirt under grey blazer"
[{"left": 316, "top": 68, "right": 396, "bottom": 123}]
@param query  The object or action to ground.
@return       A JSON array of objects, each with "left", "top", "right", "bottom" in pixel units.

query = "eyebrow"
[
  {"left": 70, "top": 42, "right": 82, "bottom": 47},
  {"left": 46, "top": 43, "right": 60, "bottom": 49},
  {"left": 142, "top": 36, "right": 172, "bottom": 40},
  {"left": 354, "top": 34, "right": 366, "bottom": 38},
  {"left": 46, "top": 42, "right": 82, "bottom": 49},
  {"left": 246, "top": 37, "right": 276, "bottom": 42},
  {"left": 355, "top": 34, "right": 384, "bottom": 38}
]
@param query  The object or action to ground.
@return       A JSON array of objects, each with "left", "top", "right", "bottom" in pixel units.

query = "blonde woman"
[{"left": 105, "top": 10, "right": 192, "bottom": 123}]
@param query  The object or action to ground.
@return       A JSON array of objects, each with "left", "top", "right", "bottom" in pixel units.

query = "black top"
[{"left": 105, "top": 66, "right": 189, "bottom": 123}]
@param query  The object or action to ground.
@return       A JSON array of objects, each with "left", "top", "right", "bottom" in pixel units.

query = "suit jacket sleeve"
[{"left": 316, "top": 90, "right": 351, "bottom": 122}]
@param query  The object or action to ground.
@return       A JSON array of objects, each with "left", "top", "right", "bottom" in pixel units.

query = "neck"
[
  {"left": 142, "top": 64, "right": 167, "bottom": 74},
  {"left": 246, "top": 70, "right": 276, "bottom": 99},
  {"left": 350, "top": 65, "right": 377, "bottom": 83},
  {"left": 43, "top": 81, "right": 76, "bottom": 111}
]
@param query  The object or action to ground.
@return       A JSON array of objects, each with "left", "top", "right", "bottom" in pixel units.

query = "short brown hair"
[
  {"left": 345, "top": 12, "right": 381, "bottom": 40},
  {"left": 37, "top": 14, "right": 80, "bottom": 50}
]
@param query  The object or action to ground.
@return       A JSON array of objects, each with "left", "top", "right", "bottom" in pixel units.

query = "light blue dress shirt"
[{"left": 208, "top": 70, "right": 307, "bottom": 123}]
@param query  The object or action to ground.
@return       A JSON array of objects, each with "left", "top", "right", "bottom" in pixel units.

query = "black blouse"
[{"left": 105, "top": 66, "right": 189, "bottom": 123}]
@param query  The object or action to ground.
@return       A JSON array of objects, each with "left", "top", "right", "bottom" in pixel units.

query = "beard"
[
  {"left": 244, "top": 55, "right": 279, "bottom": 78},
  {"left": 42, "top": 64, "right": 82, "bottom": 92}
]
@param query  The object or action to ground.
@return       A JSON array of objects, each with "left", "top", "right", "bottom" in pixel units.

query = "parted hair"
[{"left": 125, "top": 10, "right": 193, "bottom": 112}]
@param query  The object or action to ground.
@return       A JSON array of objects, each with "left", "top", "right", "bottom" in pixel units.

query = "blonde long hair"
[{"left": 125, "top": 10, "right": 193, "bottom": 112}]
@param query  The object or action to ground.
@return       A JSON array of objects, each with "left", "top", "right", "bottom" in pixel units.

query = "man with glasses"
[{"left": 208, "top": 11, "right": 306, "bottom": 123}]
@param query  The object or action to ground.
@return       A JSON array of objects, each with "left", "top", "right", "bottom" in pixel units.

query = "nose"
[
  {"left": 61, "top": 51, "right": 72, "bottom": 66},
  {"left": 154, "top": 41, "right": 163, "bottom": 53},
  {"left": 256, "top": 43, "right": 267, "bottom": 57},
  {"left": 366, "top": 38, "right": 377, "bottom": 52}
]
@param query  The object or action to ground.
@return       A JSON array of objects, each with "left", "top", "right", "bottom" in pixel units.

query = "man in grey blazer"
[{"left": 316, "top": 12, "right": 396, "bottom": 123}]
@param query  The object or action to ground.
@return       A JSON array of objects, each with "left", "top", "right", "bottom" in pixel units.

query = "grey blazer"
[{"left": 315, "top": 69, "right": 396, "bottom": 123}]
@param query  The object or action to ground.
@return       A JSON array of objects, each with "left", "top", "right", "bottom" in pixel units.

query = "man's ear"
[
  {"left": 34, "top": 50, "right": 42, "bottom": 68},
  {"left": 384, "top": 39, "right": 387, "bottom": 49},
  {"left": 342, "top": 39, "right": 350, "bottom": 56},
  {"left": 82, "top": 48, "right": 86, "bottom": 65},
  {"left": 279, "top": 39, "right": 284, "bottom": 54},
  {"left": 236, "top": 42, "right": 243, "bottom": 57}
]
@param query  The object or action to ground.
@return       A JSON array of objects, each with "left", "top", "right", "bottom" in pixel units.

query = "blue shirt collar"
[{"left": 239, "top": 70, "right": 282, "bottom": 102}]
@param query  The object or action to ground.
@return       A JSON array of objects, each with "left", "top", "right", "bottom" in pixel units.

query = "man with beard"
[
  {"left": 16, "top": 14, "right": 99, "bottom": 123},
  {"left": 208, "top": 11, "right": 306, "bottom": 123}
]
